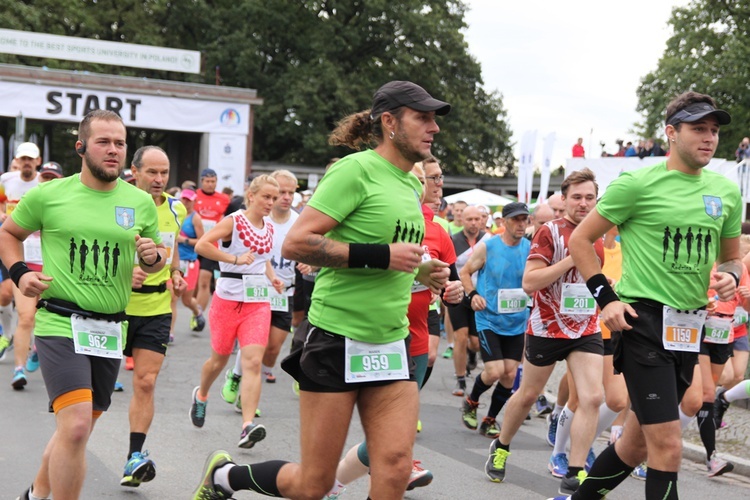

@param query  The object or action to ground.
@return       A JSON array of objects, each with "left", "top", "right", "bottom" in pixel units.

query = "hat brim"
[
  {"left": 503, "top": 210, "right": 530, "bottom": 219},
  {"left": 408, "top": 98, "right": 451, "bottom": 116},
  {"left": 40, "top": 172, "right": 62, "bottom": 178},
  {"left": 681, "top": 109, "right": 731, "bottom": 126}
]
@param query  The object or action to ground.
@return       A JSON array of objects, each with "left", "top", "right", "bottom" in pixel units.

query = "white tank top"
[{"left": 215, "top": 210, "right": 275, "bottom": 301}]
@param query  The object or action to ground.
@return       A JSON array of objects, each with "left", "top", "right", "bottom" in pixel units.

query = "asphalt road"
[{"left": 2, "top": 304, "right": 750, "bottom": 499}]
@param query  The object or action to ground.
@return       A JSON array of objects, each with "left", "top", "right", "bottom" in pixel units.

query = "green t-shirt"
[
  {"left": 597, "top": 162, "right": 741, "bottom": 310},
  {"left": 448, "top": 221, "right": 463, "bottom": 235},
  {"left": 307, "top": 150, "right": 424, "bottom": 343},
  {"left": 434, "top": 215, "right": 451, "bottom": 234},
  {"left": 126, "top": 193, "right": 186, "bottom": 316},
  {"left": 12, "top": 176, "right": 162, "bottom": 337}
]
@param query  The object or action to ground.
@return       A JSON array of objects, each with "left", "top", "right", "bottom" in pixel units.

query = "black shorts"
[
  {"left": 198, "top": 256, "right": 220, "bottom": 277},
  {"left": 525, "top": 332, "right": 603, "bottom": 367},
  {"left": 612, "top": 300, "right": 698, "bottom": 425},
  {"left": 428, "top": 309, "right": 441, "bottom": 337},
  {"left": 271, "top": 296, "right": 294, "bottom": 332},
  {"left": 281, "top": 323, "right": 416, "bottom": 393},
  {"left": 447, "top": 298, "right": 477, "bottom": 336},
  {"left": 478, "top": 330, "right": 524, "bottom": 363},
  {"left": 293, "top": 269, "right": 316, "bottom": 314},
  {"left": 124, "top": 314, "right": 171, "bottom": 356},
  {"left": 700, "top": 340, "right": 733, "bottom": 365},
  {"left": 35, "top": 335, "right": 120, "bottom": 412},
  {"left": 603, "top": 337, "right": 615, "bottom": 356}
]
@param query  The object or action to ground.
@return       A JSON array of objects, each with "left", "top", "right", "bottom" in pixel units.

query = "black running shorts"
[
  {"left": 525, "top": 332, "right": 604, "bottom": 367},
  {"left": 478, "top": 330, "right": 524, "bottom": 363}
]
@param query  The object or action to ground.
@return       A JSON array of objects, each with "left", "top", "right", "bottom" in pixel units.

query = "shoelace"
[
  {"left": 195, "top": 401, "right": 207, "bottom": 418},
  {"left": 412, "top": 460, "right": 426, "bottom": 472},
  {"left": 492, "top": 448, "right": 508, "bottom": 469}
]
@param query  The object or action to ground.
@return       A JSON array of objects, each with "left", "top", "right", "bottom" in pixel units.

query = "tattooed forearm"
[{"left": 289, "top": 234, "right": 349, "bottom": 268}]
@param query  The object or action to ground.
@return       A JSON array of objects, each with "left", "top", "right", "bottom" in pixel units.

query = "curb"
[{"left": 681, "top": 440, "right": 750, "bottom": 479}]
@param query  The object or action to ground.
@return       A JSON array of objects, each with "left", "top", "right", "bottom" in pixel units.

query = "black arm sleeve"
[{"left": 442, "top": 263, "right": 463, "bottom": 307}]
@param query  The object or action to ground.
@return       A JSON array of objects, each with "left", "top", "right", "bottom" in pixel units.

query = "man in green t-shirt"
[
  {"left": 448, "top": 200, "right": 467, "bottom": 235},
  {"left": 120, "top": 145, "right": 187, "bottom": 488},
  {"left": 0, "top": 110, "right": 165, "bottom": 500},
  {"left": 568, "top": 92, "right": 742, "bottom": 500}
]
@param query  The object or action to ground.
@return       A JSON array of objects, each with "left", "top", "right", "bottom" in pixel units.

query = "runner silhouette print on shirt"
[
  {"left": 696, "top": 229, "right": 703, "bottom": 265},
  {"left": 663, "top": 226, "right": 671, "bottom": 263},
  {"left": 685, "top": 227, "right": 694, "bottom": 263},
  {"left": 79, "top": 239, "right": 89, "bottom": 278},
  {"left": 69, "top": 237, "right": 77, "bottom": 273},
  {"left": 92, "top": 239, "right": 100, "bottom": 273},
  {"left": 704, "top": 230, "right": 712, "bottom": 264},
  {"left": 673, "top": 228, "right": 682, "bottom": 262},
  {"left": 391, "top": 218, "right": 424, "bottom": 245},
  {"left": 112, "top": 243, "right": 120, "bottom": 277}
]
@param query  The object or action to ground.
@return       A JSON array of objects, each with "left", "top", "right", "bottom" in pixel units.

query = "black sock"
[
  {"left": 572, "top": 444, "right": 633, "bottom": 499},
  {"left": 422, "top": 365, "right": 433, "bottom": 388},
  {"left": 697, "top": 402, "right": 716, "bottom": 458},
  {"left": 469, "top": 374, "right": 492, "bottom": 402},
  {"left": 228, "top": 461, "right": 288, "bottom": 497},
  {"left": 128, "top": 432, "right": 146, "bottom": 459},
  {"left": 567, "top": 466, "right": 583, "bottom": 479},
  {"left": 645, "top": 468, "right": 678, "bottom": 500},
  {"left": 497, "top": 440, "right": 510, "bottom": 452},
  {"left": 488, "top": 383, "right": 512, "bottom": 419}
]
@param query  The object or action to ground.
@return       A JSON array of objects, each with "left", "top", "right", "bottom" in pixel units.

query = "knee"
[
  {"left": 427, "top": 351, "right": 437, "bottom": 366},
  {"left": 59, "top": 417, "right": 92, "bottom": 445},
  {"left": 264, "top": 343, "right": 281, "bottom": 358},
  {"left": 243, "top": 356, "right": 262, "bottom": 374},
  {"left": 133, "top": 372, "right": 157, "bottom": 395},
  {"left": 374, "top": 450, "right": 412, "bottom": 485},
  {"left": 578, "top": 388, "right": 604, "bottom": 410},
  {"left": 605, "top": 393, "right": 628, "bottom": 413},
  {"left": 16, "top": 311, "right": 36, "bottom": 328},
  {"left": 681, "top": 393, "right": 701, "bottom": 417},
  {"left": 298, "top": 474, "right": 337, "bottom": 500}
]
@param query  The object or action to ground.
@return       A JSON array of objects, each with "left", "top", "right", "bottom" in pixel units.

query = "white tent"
[{"left": 444, "top": 188, "right": 516, "bottom": 207}]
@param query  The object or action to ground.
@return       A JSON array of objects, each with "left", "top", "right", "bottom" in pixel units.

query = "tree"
[
  {"left": 635, "top": 0, "right": 750, "bottom": 160},
  {"left": 1, "top": 0, "right": 515, "bottom": 174}
]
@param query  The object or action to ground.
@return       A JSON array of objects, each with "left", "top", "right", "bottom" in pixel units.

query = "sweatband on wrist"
[
  {"left": 467, "top": 290, "right": 479, "bottom": 300},
  {"left": 9, "top": 261, "right": 33, "bottom": 287},
  {"left": 348, "top": 243, "right": 390, "bottom": 269},
  {"left": 728, "top": 271, "right": 740, "bottom": 287},
  {"left": 139, "top": 252, "right": 162, "bottom": 267},
  {"left": 586, "top": 273, "right": 619, "bottom": 310}
]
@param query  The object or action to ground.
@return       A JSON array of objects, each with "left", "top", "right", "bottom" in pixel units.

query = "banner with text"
[{"left": 208, "top": 133, "right": 247, "bottom": 196}]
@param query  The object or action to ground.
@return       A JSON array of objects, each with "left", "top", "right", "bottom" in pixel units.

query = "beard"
[
  {"left": 392, "top": 129, "right": 428, "bottom": 163},
  {"left": 85, "top": 151, "right": 123, "bottom": 183}
]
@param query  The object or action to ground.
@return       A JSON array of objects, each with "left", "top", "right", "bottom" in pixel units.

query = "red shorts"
[
  {"left": 183, "top": 260, "right": 200, "bottom": 291},
  {"left": 208, "top": 293, "right": 271, "bottom": 355}
]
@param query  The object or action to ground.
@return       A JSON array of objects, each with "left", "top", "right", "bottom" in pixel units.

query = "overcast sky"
[{"left": 462, "top": 0, "right": 691, "bottom": 171}]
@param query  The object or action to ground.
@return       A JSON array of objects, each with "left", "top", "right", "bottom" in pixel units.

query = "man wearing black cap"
[
  {"left": 459, "top": 202, "right": 531, "bottom": 438},
  {"left": 192, "top": 81, "right": 451, "bottom": 500},
  {"left": 567, "top": 92, "right": 741, "bottom": 500}
]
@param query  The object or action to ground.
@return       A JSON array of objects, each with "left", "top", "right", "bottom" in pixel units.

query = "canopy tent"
[{"left": 444, "top": 188, "right": 516, "bottom": 207}]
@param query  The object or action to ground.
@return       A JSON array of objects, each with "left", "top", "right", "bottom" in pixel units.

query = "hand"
[
  {"left": 416, "top": 259, "right": 449, "bottom": 295},
  {"left": 19, "top": 272, "right": 52, "bottom": 297},
  {"left": 388, "top": 243, "right": 425, "bottom": 273},
  {"left": 710, "top": 272, "right": 736, "bottom": 302},
  {"left": 132, "top": 267, "right": 148, "bottom": 288},
  {"left": 236, "top": 252, "right": 255, "bottom": 266},
  {"left": 600, "top": 301, "right": 638, "bottom": 332},
  {"left": 444, "top": 280, "right": 465, "bottom": 305},
  {"left": 271, "top": 278, "right": 284, "bottom": 294},
  {"left": 296, "top": 263, "right": 316, "bottom": 275},
  {"left": 135, "top": 235, "right": 158, "bottom": 265},
  {"left": 469, "top": 292, "right": 486, "bottom": 311},
  {"left": 738, "top": 285, "right": 750, "bottom": 300},
  {"left": 172, "top": 273, "right": 187, "bottom": 297}
]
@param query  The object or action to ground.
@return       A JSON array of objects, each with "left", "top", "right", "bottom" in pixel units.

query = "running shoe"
[
  {"left": 478, "top": 416, "right": 500, "bottom": 438},
  {"left": 442, "top": 346, "right": 453, "bottom": 359},
  {"left": 12, "top": 367, "right": 27, "bottom": 390},
  {"left": 293, "top": 380, "right": 300, "bottom": 396},
  {"left": 263, "top": 369, "right": 276, "bottom": 383},
  {"left": 559, "top": 470, "right": 587, "bottom": 496},
  {"left": 406, "top": 460, "right": 433, "bottom": 490},
  {"left": 120, "top": 450, "right": 156, "bottom": 487},
  {"left": 585, "top": 448, "right": 596, "bottom": 472},
  {"left": 609, "top": 426, "right": 623, "bottom": 445},
  {"left": 26, "top": 347, "right": 40, "bottom": 373},
  {"left": 0, "top": 335, "right": 11, "bottom": 361},
  {"left": 234, "top": 393, "right": 241, "bottom": 413},
  {"left": 125, "top": 356, "right": 135, "bottom": 371},
  {"left": 452, "top": 378, "right": 466, "bottom": 397},
  {"left": 546, "top": 496, "right": 571, "bottom": 500},
  {"left": 190, "top": 386, "right": 207, "bottom": 428},
  {"left": 484, "top": 439, "right": 509, "bottom": 482},
  {"left": 461, "top": 397, "right": 479, "bottom": 430},
  {"left": 221, "top": 370, "right": 241, "bottom": 404},
  {"left": 192, "top": 450, "right": 234, "bottom": 500},
  {"left": 548, "top": 453, "right": 569, "bottom": 478},
  {"left": 114, "top": 381, "right": 124, "bottom": 392},
  {"left": 191, "top": 309, "right": 206, "bottom": 332},
  {"left": 631, "top": 463, "right": 647, "bottom": 480},
  {"left": 15, "top": 484, "right": 45, "bottom": 500},
  {"left": 238, "top": 423, "right": 266, "bottom": 449},
  {"left": 714, "top": 388, "right": 730, "bottom": 428},
  {"left": 535, "top": 395, "right": 553, "bottom": 416},
  {"left": 323, "top": 485, "right": 346, "bottom": 500},
  {"left": 546, "top": 412, "right": 559, "bottom": 447},
  {"left": 706, "top": 451, "right": 734, "bottom": 477}
]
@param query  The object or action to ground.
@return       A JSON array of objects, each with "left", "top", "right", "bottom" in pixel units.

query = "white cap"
[
  {"left": 493, "top": 211, "right": 503, "bottom": 219},
  {"left": 15, "top": 142, "right": 40, "bottom": 159}
]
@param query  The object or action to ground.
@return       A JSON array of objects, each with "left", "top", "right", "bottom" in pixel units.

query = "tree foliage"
[
  {"left": 1, "top": 0, "right": 514, "bottom": 175},
  {"left": 636, "top": 0, "right": 750, "bottom": 159}
]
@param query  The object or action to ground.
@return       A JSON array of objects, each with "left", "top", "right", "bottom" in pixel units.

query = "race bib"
[
  {"left": 560, "top": 283, "right": 596, "bottom": 315},
  {"left": 733, "top": 306, "right": 749, "bottom": 327},
  {"left": 410, "top": 251, "right": 432, "bottom": 294},
  {"left": 23, "top": 235, "right": 43, "bottom": 263},
  {"left": 703, "top": 316, "right": 732, "bottom": 345},
  {"left": 270, "top": 290, "right": 289, "bottom": 312},
  {"left": 344, "top": 337, "right": 409, "bottom": 383},
  {"left": 71, "top": 314, "right": 123, "bottom": 359},
  {"left": 662, "top": 306, "right": 706, "bottom": 352},
  {"left": 242, "top": 274, "right": 270, "bottom": 303},
  {"left": 497, "top": 288, "right": 528, "bottom": 313}
]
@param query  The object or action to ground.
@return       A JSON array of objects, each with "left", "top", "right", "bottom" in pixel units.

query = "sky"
[{"left": 462, "top": 0, "right": 691, "bottom": 172}]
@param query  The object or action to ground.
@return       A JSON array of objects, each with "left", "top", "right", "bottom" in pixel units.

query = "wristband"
[
  {"left": 727, "top": 271, "right": 740, "bottom": 287},
  {"left": 139, "top": 252, "right": 162, "bottom": 267},
  {"left": 349, "top": 243, "right": 390, "bottom": 269},
  {"left": 585, "top": 273, "right": 619, "bottom": 310},
  {"left": 467, "top": 290, "right": 479, "bottom": 300},
  {"left": 9, "top": 261, "right": 33, "bottom": 288},
  {"left": 233, "top": 255, "right": 238, "bottom": 265}
]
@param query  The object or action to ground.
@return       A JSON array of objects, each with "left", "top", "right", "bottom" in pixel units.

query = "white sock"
[
  {"left": 326, "top": 480, "right": 346, "bottom": 495},
  {"left": 262, "top": 363, "right": 273, "bottom": 375},
  {"left": 553, "top": 404, "right": 575, "bottom": 455},
  {"left": 447, "top": 343, "right": 454, "bottom": 349},
  {"left": 213, "top": 463, "right": 235, "bottom": 493},
  {"left": 0, "top": 304, "right": 14, "bottom": 338},
  {"left": 232, "top": 354, "right": 242, "bottom": 377},
  {"left": 552, "top": 403, "right": 565, "bottom": 417},
  {"left": 679, "top": 406, "right": 695, "bottom": 430},
  {"left": 724, "top": 380, "right": 750, "bottom": 402},
  {"left": 336, "top": 443, "right": 370, "bottom": 485},
  {"left": 595, "top": 403, "right": 620, "bottom": 438}
]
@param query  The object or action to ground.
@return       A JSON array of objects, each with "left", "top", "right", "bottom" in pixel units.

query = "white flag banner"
[
  {"left": 517, "top": 132, "right": 530, "bottom": 204},
  {"left": 524, "top": 130, "right": 538, "bottom": 204},
  {"left": 539, "top": 132, "right": 556, "bottom": 203}
]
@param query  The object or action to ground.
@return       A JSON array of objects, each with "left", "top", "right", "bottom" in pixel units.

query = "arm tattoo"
[{"left": 290, "top": 234, "right": 348, "bottom": 268}]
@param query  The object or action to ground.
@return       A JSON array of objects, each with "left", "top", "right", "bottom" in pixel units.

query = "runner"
[
  {"left": 563, "top": 91, "right": 740, "bottom": 500},
  {"left": 0, "top": 109, "right": 164, "bottom": 500},
  {"left": 176, "top": 188, "right": 206, "bottom": 332},
  {"left": 191, "top": 80, "right": 451, "bottom": 500}
]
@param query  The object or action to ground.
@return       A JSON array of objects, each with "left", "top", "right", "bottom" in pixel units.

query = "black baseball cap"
[
  {"left": 502, "top": 202, "right": 530, "bottom": 219},
  {"left": 39, "top": 161, "right": 63, "bottom": 178},
  {"left": 200, "top": 168, "right": 217, "bottom": 178},
  {"left": 666, "top": 102, "right": 731, "bottom": 126},
  {"left": 371, "top": 81, "right": 451, "bottom": 120}
]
